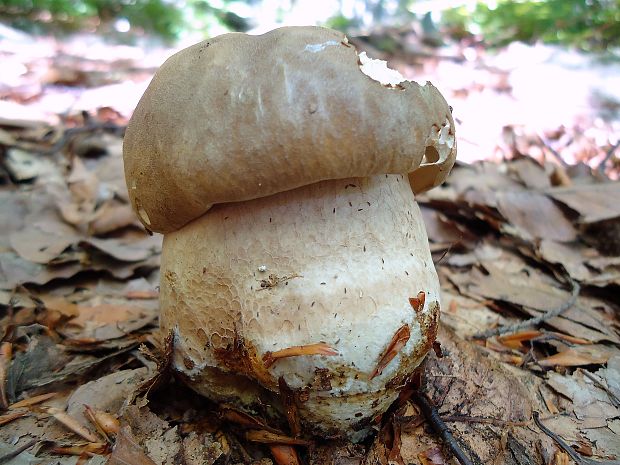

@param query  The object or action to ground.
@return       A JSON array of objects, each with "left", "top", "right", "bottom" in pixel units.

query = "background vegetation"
[{"left": 0, "top": 0, "right": 619, "bottom": 51}]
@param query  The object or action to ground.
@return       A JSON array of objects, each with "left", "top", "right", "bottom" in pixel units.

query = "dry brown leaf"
[
  {"left": 538, "top": 345, "right": 617, "bottom": 367},
  {"left": 40, "top": 295, "right": 80, "bottom": 317},
  {"left": 496, "top": 190, "right": 577, "bottom": 242},
  {"left": 547, "top": 370, "right": 620, "bottom": 423},
  {"left": 44, "top": 406, "right": 101, "bottom": 442},
  {"left": 9, "top": 228, "right": 78, "bottom": 264},
  {"left": 537, "top": 239, "right": 592, "bottom": 281},
  {"left": 508, "top": 157, "right": 551, "bottom": 190},
  {"left": 547, "top": 182, "right": 620, "bottom": 223},
  {"left": 419, "top": 446, "right": 447, "bottom": 465},
  {"left": 66, "top": 369, "right": 148, "bottom": 441},
  {"left": 108, "top": 426, "right": 158, "bottom": 465},
  {"left": 67, "top": 157, "right": 99, "bottom": 209},
  {"left": 455, "top": 265, "right": 620, "bottom": 344},
  {"left": 63, "top": 303, "right": 156, "bottom": 341},
  {"left": 89, "top": 202, "right": 140, "bottom": 235},
  {"left": 83, "top": 235, "right": 161, "bottom": 262}
]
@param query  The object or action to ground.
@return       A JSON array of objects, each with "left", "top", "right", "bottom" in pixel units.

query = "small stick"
[
  {"left": 44, "top": 407, "right": 100, "bottom": 443},
  {"left": 441, "top": 414, "right": 530, "bottom": 427},
  {"left": 83, "top": 405, "right": 111, "bottom": 444},
  {"left": 533, "top": 412, "right": 620, "bottom": 465},
  {"left": 598, "top": 140, "right": 620, "bottom": 175},
  {"left": 9, "top": 392, "right": 57, "bottom": 410},
  {"left": 245, "top": 430, "right": 311, "bottom": 446},
  {"left": 412, "top": 392, "right": 476, "bottom": 465},
  {"left": 0, "top": 410, "right": 28, "bottom": 426},
  {"left": 0, "top": 439, "right": 37, "bottom": 464},
  {"left": 537, "top": 133, "right": 568, "bottom": 167},
  {"left": 473, "top": 279, "right": 580, "bottom": 339},
  {"left": 581, "top": 371, "right": 620, "bottom": 408}
]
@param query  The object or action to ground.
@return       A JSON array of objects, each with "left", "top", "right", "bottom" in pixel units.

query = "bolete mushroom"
[{"left": 123, "top": 26, "right": 456, "bottom": 439}]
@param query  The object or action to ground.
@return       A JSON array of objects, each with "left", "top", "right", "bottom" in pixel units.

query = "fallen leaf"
[
  {"left": 67, "top": 368, "right": 149, "bottom": 434},
  {"left": 547, "top": 182, "right": 620, "bottom": 223},
  {"left": 83, "top": 235, "right": 161, "bottom": 262},
  {"left": 419, "top": 446, "right": 447, "bottom": 465},
  {"left": 108, "top": 426, "right": 157, "bottom": 465},
  {"left": 63, "top": 304, "right": 157, "bottom": 341},
  {"left": 537, "top": 240, "right": 591, "bottom": 281},
  {"left": 538, "top": 345, "right": 618, "bottom": 367},
  {"left": 44, "top": 406, "right": 101, "bottom": 442},
  {"left": 89, "top": 202, "right": 139, "bottom": 235},
  {"left": 496, "top": 190, "right": 577, "bottom": 242},
  {"left": 9, "top": 228, "right": 78, "bottom": 264}
]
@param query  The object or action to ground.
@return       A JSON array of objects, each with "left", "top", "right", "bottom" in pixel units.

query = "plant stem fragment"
[{"left": 263, "top": 343, "right": 338, "bottom": 369}]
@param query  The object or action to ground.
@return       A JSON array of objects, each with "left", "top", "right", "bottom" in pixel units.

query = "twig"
[
  {"left": 581, "top": 370, "right": 620, "bottom": 408},
  {"left": 48, "top": 122, "right": 126, "bottom": 154},
  {"left": 533, "top": 412, "right": 620, "bottom": 465},
  {"left": 11, "top": 121, "right": 126, "bottom": 156},
  {"left": 537, "top": 133, "right": 568, "bottom": 167},
  {"left": 442, "top": 415, "right": 530, "bottom": 427},
  {"left": 473, "top": 279, "right": 580, "bottom": 339},
  {"left": 598, "top": 140, "right": 620, "bottom": 175},
  {"left": 412, "top": 392, "right": 477, "bottom": 465},
  {"left": 0, "top": 439, "right": 37, "bottom": 464}
]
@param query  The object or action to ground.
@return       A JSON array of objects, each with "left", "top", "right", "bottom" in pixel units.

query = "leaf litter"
[{"left": 0, "top": 26, "right": 619, "bottom": 465}]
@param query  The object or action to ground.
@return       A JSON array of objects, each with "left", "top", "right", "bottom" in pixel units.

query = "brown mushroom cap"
[{"left": 123, "top": 26, "right": 455, "bottom": 234}]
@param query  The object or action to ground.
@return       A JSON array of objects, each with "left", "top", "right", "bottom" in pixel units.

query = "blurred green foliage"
[
  {"left": 1, "top": 0, "right": 619, "bottom": 51},
  {"left": 0, "top": 0, "right": 251, "bottom": 41},
  {"left": 443, "top": 0, "right": 620, "bottom": 51}
]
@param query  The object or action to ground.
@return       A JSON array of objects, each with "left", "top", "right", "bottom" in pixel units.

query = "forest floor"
[{"left": 0, "top": 24, "right": 619, "bottom": 465}]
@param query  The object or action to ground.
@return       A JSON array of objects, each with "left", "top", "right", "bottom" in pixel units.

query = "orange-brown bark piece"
[
  {"left": 409, "top": 291, "right": 426, "bottom": 313},
  {"left": 263, "top": 342, "right": 338, "bottom": 369},
  {"left": 270, "top": 444, "right": 302, "bottom": 465},
  {"left": 246, "top": 430, "right": 311, "bottom": 446},
  {"left": 370, "top": 325, "right": 411, "bottom": 379}
]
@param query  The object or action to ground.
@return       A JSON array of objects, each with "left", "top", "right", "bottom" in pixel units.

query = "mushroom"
[{"left": 123, "top": 26, "right": 456, "bottom": 440}]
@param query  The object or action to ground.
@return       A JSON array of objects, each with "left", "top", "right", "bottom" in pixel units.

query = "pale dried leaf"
[
  {"left": 108, "top": 426, "right": 157, "bottom": 465},
  {"left": 547, "top": 182, "right": 620, "bottom": 223},
  {"left": 496, "top": 191, "right": 576, "bottom": 242}
]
